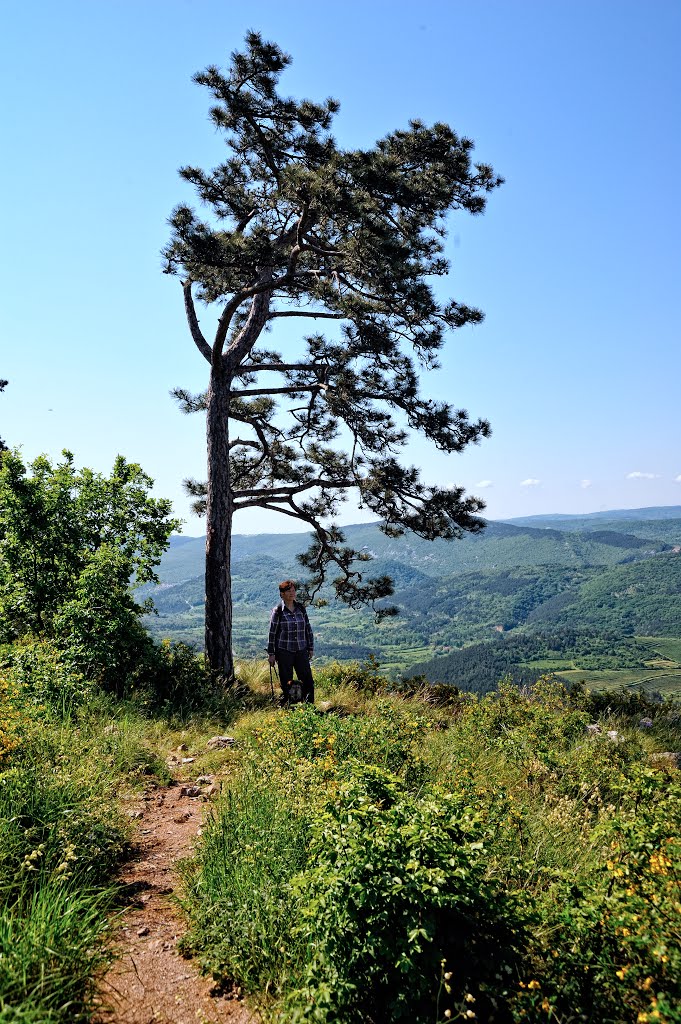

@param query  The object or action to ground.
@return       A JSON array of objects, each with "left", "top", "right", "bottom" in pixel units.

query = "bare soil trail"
[{"left": 94, "top": 781, "right": 254, "bottom": 1024}]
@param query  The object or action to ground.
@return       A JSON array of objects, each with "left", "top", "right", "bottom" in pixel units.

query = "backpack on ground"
[{"left": 288, "top": 681, "right": 304, "bottom": 704}]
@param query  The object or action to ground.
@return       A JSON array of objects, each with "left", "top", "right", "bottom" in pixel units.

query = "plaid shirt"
[{"left": 267, "top": 601, "right": 314, "bottom": 655}]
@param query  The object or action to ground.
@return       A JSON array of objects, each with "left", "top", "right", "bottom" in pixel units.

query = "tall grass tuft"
[
  {"left": 180, "top": 765, "right": 309, "bottom": 995},
  {"left": 0, "top": 879, "right": 114, "bottom": 1023}
]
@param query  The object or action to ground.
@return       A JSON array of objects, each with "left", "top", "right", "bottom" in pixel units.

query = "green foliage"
[
  {"left": 1, "top": 639, "right": 93, "bottom": 716},
  {"left": 412, "top": 630, "right": 670, "bottom": 696},
  {"left": 177, "top": 666, "right": 681, "bottom": 1021},
  {"left": 53, "top": 545, "right": 154, "bottom": 694},
  {"left": 0, "top": 448, "right": 178, "bottom": 638},
  {"left": 513, "top": 769, "right": 681, "bottom": 1024},
  {"left": 0, "top": 672, "right": 24, "bottom": 767},
  {"left": 527, "top": 553, "right": 681, "bottom": 636},
  {"left": 0, "top": 449, "right": 187, "bottom": 703},
  {"left": 138, "top": 639, "right": 227, "bottom": 714},
  {"left": 180, "top": 774, "right": 309, "bottom": 994},
  {"left": 0, "top": 882, "right": 113, "bottom": 1024},
  {"left": 181, "top": 701, "right": 435, "bottom": 1000},
  {"left": 321, "top": 654, "right": 388, "bottom": 694},
  {"left": 0, "top": 448, "right": 179, "bottom": 643},
  {"left": 284, "top": 764, "right": 530, "bottom": 1024}
]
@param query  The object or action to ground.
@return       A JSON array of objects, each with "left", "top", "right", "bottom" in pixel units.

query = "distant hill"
[
  {"left": 503, "top": 506, "right": 681, "bottom": 528},
  {"left": 526, "top": 551, "right": 681, "bottom": 635},
  {"left": 143, "top": 506, "right": 681, "bottom": 665},
  {"left": 154, "top": 512, "right": 677, "bottom": 586}
]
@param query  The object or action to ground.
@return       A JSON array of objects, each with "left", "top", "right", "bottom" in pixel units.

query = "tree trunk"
[{"left": 204, "top": 367, "right": 234, "bottom": 679}]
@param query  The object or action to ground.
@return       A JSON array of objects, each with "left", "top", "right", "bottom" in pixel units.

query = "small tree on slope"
[{"left": 163, "top": 33, "right": 502, "bottom": 678}]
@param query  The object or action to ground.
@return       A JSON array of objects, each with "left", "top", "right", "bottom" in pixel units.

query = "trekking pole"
[{"left": 268, "top": 661, "right": 279, "bottom": 701}]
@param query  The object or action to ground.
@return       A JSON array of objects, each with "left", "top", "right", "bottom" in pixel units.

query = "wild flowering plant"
[{"left": 512, "top": 766, "right": 681, "bottom": 1023}]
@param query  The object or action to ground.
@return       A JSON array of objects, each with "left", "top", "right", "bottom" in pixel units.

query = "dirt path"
[{"left": 94, "top": 782, "right": 254, "bottom": 1024}]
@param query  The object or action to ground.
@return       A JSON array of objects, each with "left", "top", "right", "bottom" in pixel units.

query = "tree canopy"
[
  {"left": 0, "top": 449, "right": 179, "bottom": 643},
  {"left": 164, "top": 33, "right": 502, "bottom": 675}
]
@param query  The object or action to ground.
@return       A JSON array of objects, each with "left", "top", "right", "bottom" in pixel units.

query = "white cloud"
[
  {"left": 476, "top": 479, "right": 493, "bottom": 489},
  {"left": 580, "top": 479, "right": 592, "bottom": 489},
  {"left": 520, "top": 478, "right": 541, "bottom": 487},
  {"left": 626, "top": 471, "right": 660, "bottom": 480},
  {"left": 675, "top": 475, "right": 681, "bottom": 483}
]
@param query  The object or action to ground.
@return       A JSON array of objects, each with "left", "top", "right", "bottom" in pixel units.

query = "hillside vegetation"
[{"left": 142, "top": 511, "right": 681, "bottom": 692}]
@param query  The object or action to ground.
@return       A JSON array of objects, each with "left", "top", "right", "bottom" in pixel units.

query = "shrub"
[
  {"left": 134, "top": 639, "right": 232, "bottom": 715},
  {"left": 53, "top": 545, "right": 154, "bottom": 695},
  {"left": 513, "top": 768, "right": 681, "bottom": 1024},
  {"left": 1, "top": 638, "right": 93, "bottom": 717},
  {"left": 393, "top": 672, "right": 464, "bottom": 709},
  {"left": 320, "top": 654, "right": 388, "bottom": 694},
  {"left": 0, "top": 450, "right": 178, "bottom": 643},
  {"left": 283, "top": 764, "right": 531, "bottom": 1024}
]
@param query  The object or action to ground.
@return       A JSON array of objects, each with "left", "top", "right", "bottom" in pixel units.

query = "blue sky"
[{"left": 2, "top": 0, "right": 680, "bottom": 534}]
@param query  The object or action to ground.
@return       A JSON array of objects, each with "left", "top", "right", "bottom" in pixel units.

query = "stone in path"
[{"left": 94, "top": 784, "right": 254, "bottom": 1024}]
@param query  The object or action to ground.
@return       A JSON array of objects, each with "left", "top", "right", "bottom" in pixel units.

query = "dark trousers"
[{"left": 275, "top": 649, "right": 314, "bottom": 704}]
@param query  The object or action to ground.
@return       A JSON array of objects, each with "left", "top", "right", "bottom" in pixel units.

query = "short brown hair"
[{"left": 278, "top": 579, "right": 296, "bottom": 593}]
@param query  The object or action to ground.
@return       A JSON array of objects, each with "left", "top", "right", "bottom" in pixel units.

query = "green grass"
[
  {"left": 555, "top": 666, "right": 681, "bottom": 696},
  {"left": 638, "top": 635, "right": 681, "bottom": 663},
  {"left": 4, "top": 643, "right": 681, "bottom": 1024}
]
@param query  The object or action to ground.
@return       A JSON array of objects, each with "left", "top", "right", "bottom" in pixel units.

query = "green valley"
[{"left": 143, "top": 507, "right": 681, "bottom": 692}]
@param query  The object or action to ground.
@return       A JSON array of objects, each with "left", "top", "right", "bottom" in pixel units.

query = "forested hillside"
[{"left": 143, "top": 511, "right": 681, "bottom": 673}]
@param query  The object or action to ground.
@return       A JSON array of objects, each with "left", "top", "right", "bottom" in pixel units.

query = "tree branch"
[
  {"left": 233, "top": 477, "right": 354, "bottom": 500},
  {"left": 228, "top": 437, "right": 261, "bottom": 450},
  {"left": 239, "top": 361, "right": 327, "bottom": 373},
  {"left": 268, "top": 310, "right": 344, "bottom": 320},
  {"left": 230, "top": 384, "right": 324, "bottom": 398},
  {"left": 182, "top": 281, "right": 212, "bottom": 363}
]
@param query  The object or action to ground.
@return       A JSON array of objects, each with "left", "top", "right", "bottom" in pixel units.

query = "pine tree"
[{"left": 163, "top": 33, "right": 502, "bottom": 678}]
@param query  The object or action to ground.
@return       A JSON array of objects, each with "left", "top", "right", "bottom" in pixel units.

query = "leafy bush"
[
  {"left": 1, "top": 639, "right": 93, "bottom": 716},
  {"left": 0, "top": 450, "right": 178, "bottom": 643},
  {"left": 52, "top": 545, "right": 155, "bottom": 695},
  {"left": 393, "top": 672, "right": 465, "bottom": 709},
  {"left": 513, "top": 768, "right": 681, "bottom": 1024},
  {"left": 179, "top": 667, "right": 681, "bottom": 1022},
  {"left": 137, "top": 639, "right": 227, "bottom": 714},
  {"left": 250, "top": 700, "right": 432, "bottom": 787},
  {"left": 283, "top": 764, "right": 530, "bottom": 1023},
  {"left": 321, "top": 655, "right": 388, "bottom": 694}
]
